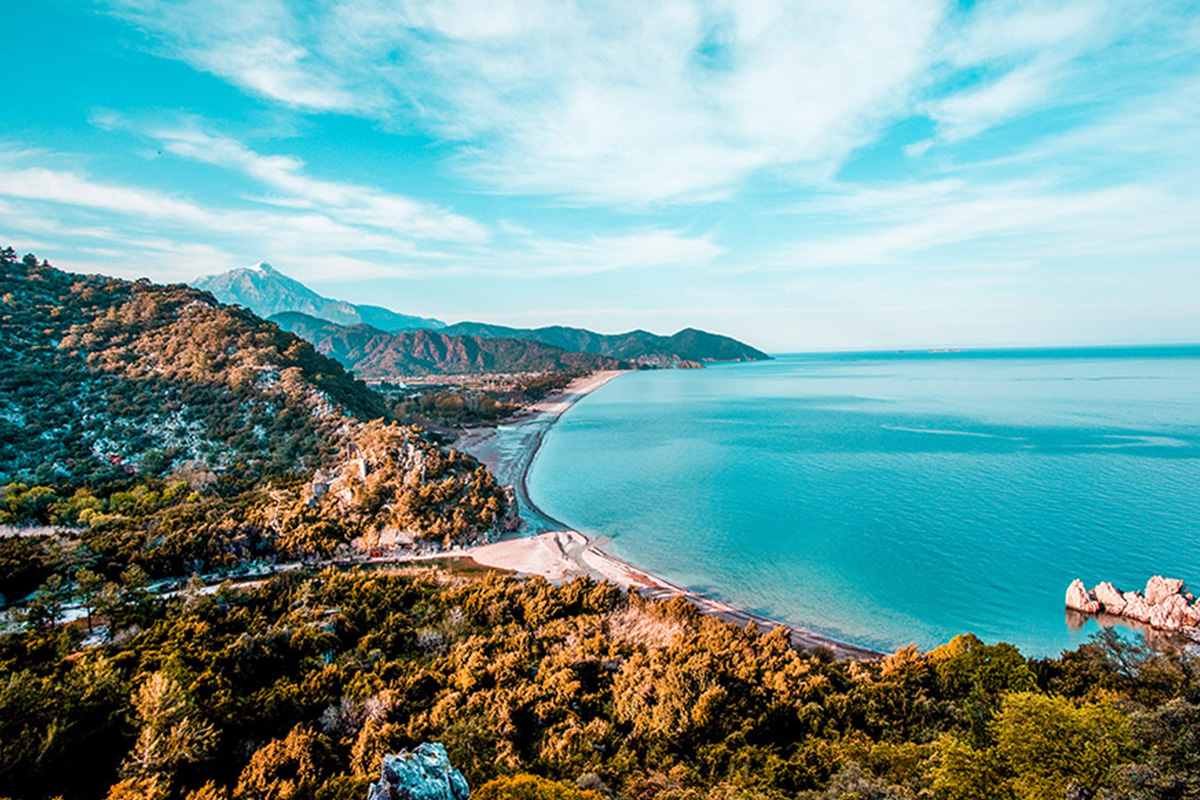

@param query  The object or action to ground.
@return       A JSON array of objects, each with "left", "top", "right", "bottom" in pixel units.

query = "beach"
[{"left": 454, "top": 369, "right": 884, "bottom": 661}]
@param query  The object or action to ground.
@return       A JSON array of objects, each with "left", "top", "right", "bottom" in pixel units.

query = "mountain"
[
  {"left": 272, "top": 312, "right": 626, "bottom": 377},
  {"left": 193, "top": 261, "right": 444, "bottom": 332},
  {"left": 439, "top": 321, "right": 770, "bottom": 364}
]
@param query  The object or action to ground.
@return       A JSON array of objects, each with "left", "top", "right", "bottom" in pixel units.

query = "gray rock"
[{"left": 367, "top": 743, "right": 469, "bottom": 800}]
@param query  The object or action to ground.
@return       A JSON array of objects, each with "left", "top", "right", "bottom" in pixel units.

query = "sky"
[{"left": 2, "top": 0, "right": 1199, "bottom": 352}]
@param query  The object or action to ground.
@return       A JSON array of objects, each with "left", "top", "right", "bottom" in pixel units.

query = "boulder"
[
  {"left": 1144, "top": 575, "right": 1185, "bottom": 605},
  {"left": 367, "top": 743, "right": 469, "bottom": 800},
  {"left": 1122, "top": 591, "right": 1154, "bottom": 623},
  {"left": 1185, "top": 601, "right": 1200, "bottom": 628},
  {"left": 1065, "top": 579, "right": 1100, "bottom": 614},
  {"left": 1093, "top": 582, "right": 1126, "bottom": 615},
  {"left": 1150, "top": 594, "right": 1190, "bottom": 631}
]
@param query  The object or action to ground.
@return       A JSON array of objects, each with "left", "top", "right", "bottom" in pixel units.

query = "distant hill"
[
  {"left": 193, "top": 261, "right": 444, "bottom": 332},
  {"left": 439, "top": 322, "right": 770, "bottom": 365},
  {"left": 272, "top": 312, "right": 626, "bottom": 378}
]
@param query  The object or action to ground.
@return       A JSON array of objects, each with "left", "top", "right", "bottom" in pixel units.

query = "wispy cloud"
[
  {"left": 95, "top": 113, "right": 489, "bottom": 242},
  {"left": 102, "top": 0, "right": 946, "bottom": 204},
  {"left": 0, "top": 140, "right": 722, "bottom": 284}
]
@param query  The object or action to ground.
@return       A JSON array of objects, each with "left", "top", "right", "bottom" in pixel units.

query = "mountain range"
[
  {"left": 193, "top": 263, "right": 769, "bottom": 375},
  {"left": 271, "top": 312, "right": 625, "bottom": 377},
  {"left": 194, "top": 261, "right": 445, "bottom": 333},
  {"left": 441, "top": 321, "right": 769, "bottom": 364}
]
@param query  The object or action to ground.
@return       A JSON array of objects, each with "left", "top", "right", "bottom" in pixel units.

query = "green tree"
[
  {"left": 933, "top": 692, "right": 1129, "bottom": 800},
  {"left": 76, "top": 567, "right": 105, "bottom": 633},
  {"left": 25, "top": 573, "right": 68, "bottom": 629},
  {"left": 474, "top": 774, "right": 603, "bottom": 800},
  {"left": 123, "top": 672, "right": 217, "bottom": 779}
]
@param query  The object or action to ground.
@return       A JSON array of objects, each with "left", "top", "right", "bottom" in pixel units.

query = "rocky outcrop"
[
  {"left": 1145, "top": 575, "right": 1185, "bottom": 605},
  {"left": 1065, "top": 580, "right": 1100, "bottom": 613},
  {"left": 367, "top": 743, "right": 469, "bottom": 800},
  {"left": 1122, "top": 591, "right": 1153, "bottom": 623},
  {"left": 1067, "top": 575, "right": 1199, "bottom": 639},
  {"left": 1093, "top": 582, "right": 1126, "bottom": 615}
]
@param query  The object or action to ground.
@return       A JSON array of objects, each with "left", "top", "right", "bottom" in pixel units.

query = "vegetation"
[
  {"left": 2, "top": 569, "right": 1198, "bottom": 800},
  {"left": 0, "top": 248, "right": 383, "bottom": 485},
  {"left": 0, "top": 250, "right": 509, "bottom": 602},
  {"left": 438, "top": 323, "right": 770, "bottom": 365},
  {"left": 271, "top": 313, "right": 626, "bottom": 379},
  {"left": 383, "top": 373, "right": 584, "bottom": 430},
  {"left": 3, "top": 248, "right": 1195, "bottom": 800}
]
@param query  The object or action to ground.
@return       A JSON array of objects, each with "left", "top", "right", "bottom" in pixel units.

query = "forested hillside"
[
  {"left": 1, "top": 251, "right": 385, "bottom": 486},
  {"left": 438, "top": 322, "right": 770, "bottom": 365},
  {"left": 0, "top": 249, "right": 508, "bottom": 600},
  {"left": 2, "top": 568, "right": 1197, "bottom": 800},
  {"left": 272, "top": 312, "right": 626, "bottom": 377}
]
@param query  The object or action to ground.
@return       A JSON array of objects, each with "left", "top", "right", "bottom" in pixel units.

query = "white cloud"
[
  {"left": 772, "top": 178, "right": 1200, "bottom": 270},
  {"left": 122, "top": 121, "right": 489, "bottom": 242},
  {"left": 0, "top": 147, "right": 722, "bottom": 285},
  {"left": 103, "top": 0, "right": 945, "bottom": 204}
]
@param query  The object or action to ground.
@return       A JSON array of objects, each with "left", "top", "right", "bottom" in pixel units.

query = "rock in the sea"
[
  {"left": 1065, "top": 579, "right": 1100, "bottom": 614},
  {"left": 1122, "top": 591, "right": 1154, "bottom": 623},
  {"left": 1093, "top": 582, "right": 1127, "bottom": 615},
  {"left": 1144, "top": 575, "right": 1185, "bottom": 605},
  {"left": 1150, "top": 594, "right": 1190, "bottom": 631},
  {"left": 1185, "top": 601, "right": 1200, "bottom": 628},
  {"left": 367, "top": 743, "right": 469, "bottom": 800}
]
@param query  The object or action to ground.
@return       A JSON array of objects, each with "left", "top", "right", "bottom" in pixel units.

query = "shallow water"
[{"left": 527, "top": 347, "right": 1200, "bottom": 656}]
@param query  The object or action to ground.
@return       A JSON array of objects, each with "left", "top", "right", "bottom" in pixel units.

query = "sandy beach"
[{"left": 454, "top": 369, "right": 884, "bottom": 661}]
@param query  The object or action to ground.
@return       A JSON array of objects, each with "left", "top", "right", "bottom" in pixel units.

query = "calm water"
[{"left": 527, "top": 348, "right": 1200, "bottom": 656}]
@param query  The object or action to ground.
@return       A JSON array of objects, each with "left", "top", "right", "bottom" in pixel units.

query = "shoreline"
[{"left": 453, "top": 369, "right": 884, "bottom": 661}]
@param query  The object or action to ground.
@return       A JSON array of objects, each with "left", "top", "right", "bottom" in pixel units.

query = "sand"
[{"left": 451, "top": 369, "right": 884, "bottom": 661}]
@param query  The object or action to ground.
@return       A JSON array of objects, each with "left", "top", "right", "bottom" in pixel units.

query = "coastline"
[{"left": 453, "top": 369, "right": 885, "bottom": 661}]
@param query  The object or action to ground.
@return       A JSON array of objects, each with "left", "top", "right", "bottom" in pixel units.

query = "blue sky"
[{"left": 2, "top": 0, "right": 1198, "bottom": 351}]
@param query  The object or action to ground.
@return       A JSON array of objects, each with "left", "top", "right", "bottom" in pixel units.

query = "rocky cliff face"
[{"left": 367, "top": 743, "right": 469, "bottom": 800}]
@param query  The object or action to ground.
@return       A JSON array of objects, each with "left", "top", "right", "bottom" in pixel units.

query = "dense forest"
[
  {"left": 438, "top": 323, "right": 770, "bottom": 365},
  {"left": 270, "top": 313, "right": 626, "bottom": 378},
  {"left": 2, "top": 568, "right": 1198, "bottom": 800}
]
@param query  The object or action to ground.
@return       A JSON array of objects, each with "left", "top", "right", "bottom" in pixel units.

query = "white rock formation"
[
  {"left": 1093, "top": 582, "right": 1127, "bottom": 615},
  {"left": 1150, "top": 594, "right": 1190, "bottom": 631},
  {"left": 1145, "top": 575, "right": 1185, "bottom": 605},
  {"left": 1066, "top": 579, "right": 1101, "bottom": 614},
  {"left": 1121, "top": 591, "right": 1154, "bottom": 623}
]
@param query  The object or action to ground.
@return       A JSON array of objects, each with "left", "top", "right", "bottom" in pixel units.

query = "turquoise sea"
[{"left": 527, "top": 347, "right": 1200, "bottom": 657}]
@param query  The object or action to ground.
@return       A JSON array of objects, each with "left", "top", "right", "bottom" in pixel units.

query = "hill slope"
[
  {"left": 272, "top": 312, "right": 626, "bottom": 377},
  {"left": 0, "top": 248, "right": 508, "bottom": 563},
  {"left": 193, "top": 261, "right": 444, "bottom": 332},
  {"left": 440, "top": 321, "right": 769, "bottom": 364}
]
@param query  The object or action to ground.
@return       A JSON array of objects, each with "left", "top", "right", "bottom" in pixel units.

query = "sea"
[{"left": 526, "top": 347, "right": 1200, "bottom": 657}]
